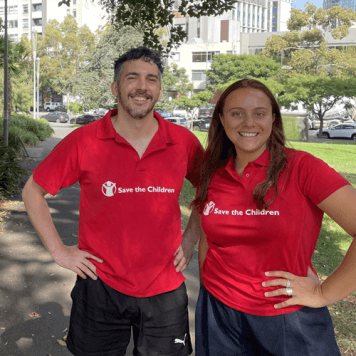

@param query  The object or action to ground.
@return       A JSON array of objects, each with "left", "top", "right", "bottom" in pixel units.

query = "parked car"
[
  {"left": 165, "top": 117, "right": 190, "bottom": 129},
  {"left": 322, "top": 124, "right": 356, "bottom": 140},
  {"left": 172, "top": 107, "right": 188, "bottom": 118},
  {"left": 93, "top": 108, "right": 109, "bottom": 117},
  {"left": 41, "top": 112, "right": 69, "bottom": 123},
  {"left": 156, "top": 110, "right": 172, "bottom": 118},
  {"left": 44, "top": 102, "right": 61, "bottom": 111},
  {"left": 198, "top": 106, "right": 214, "bottom": 120},
  {"left": 69, "top": 114, "right": 97, "bottom": 125},
  {"left": 55, "top": 105, "right": 67, "bottom": 112},
  {"left": 185, "top": 117, "right": 211, "bottom": 131}
]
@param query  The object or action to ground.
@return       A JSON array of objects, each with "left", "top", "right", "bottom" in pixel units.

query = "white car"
[
  {"left": 322, "top": 124, "right": 356, "bottom": 140},
  {"left": 172, "top": 107, "right": 188, "bottom": 119},
  {"left": 165, "top": 116, "right": 190, "bottom": 129},
  {"left": 44, "top": 102, "right": 61, "bottom": 111}
]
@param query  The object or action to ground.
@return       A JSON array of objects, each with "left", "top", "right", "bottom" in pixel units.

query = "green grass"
[{"left": 179, "top": 134, "right": 356, "bottom": 355}]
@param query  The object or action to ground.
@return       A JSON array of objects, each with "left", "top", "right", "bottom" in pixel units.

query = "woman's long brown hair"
[{"left": 192, "top": 79, "right": 288, "bottom": 212}]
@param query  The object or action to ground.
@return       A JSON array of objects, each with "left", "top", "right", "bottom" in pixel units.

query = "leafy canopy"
[
  {"left": 207, "top": 54, "right": 282, "bottom": 92},
  {"left": 261, "top": 4, "right": 356, "bottom": 75},
  {"left": 58, "top": 0, "right": 236, "bottom": 54},
  {"left": 279, "top": 75, "right": 356, "bottom": 137}
]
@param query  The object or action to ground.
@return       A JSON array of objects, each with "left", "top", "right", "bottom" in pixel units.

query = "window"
[
  {"left": 33, "top": 4, "right": 42, "bottom": 11},
  {"left": 171, "top": 52, "right": 180, "bottom": 61},
  {"left": 192, "top": 70, "right": 206, "bottom": 81},
  {"left": 73, "top": 9, "right": 76, "bottom": 17},
  {"left": 192, "top": 51, "right": 220, "bottom": 62},
  {"left": 23, "top": 4, "right": 28, "bottom": 13},
  {"left": 9, "top": 5, "right": 18, "bottom": 14},
  {"left": 232, "top": 9, "right": 235, "bottom": 20},
  {"left": 272, "top": 22, "right": 277, "bottom": 31},
  {"left": 9, "top": 20, "right": 18, "bottom": 28},
  {"left": 33, "top": 18, "right": 42, "bottom": 26},
  {"left": 67, "top": 8, "right": 70, "bottom": 13},
  {"left": 73, "top": 0, "right": 77, "bottom": 4},
  {"left": 9, "top": 34, "right": 18, "bottom": 41},
  {"left": 0, "top": 7, "right": 4, "bottom": 15},
  {"left": 23, "top": 19, "right": 29, "bottom": 28}
]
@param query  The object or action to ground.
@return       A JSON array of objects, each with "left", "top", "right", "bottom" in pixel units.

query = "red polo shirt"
[
  {"left": 201, "top": 148, "right": 350, "bottom": 316},
  {"left": 33, "top": 110, "right": 204, "bottom": 297}
]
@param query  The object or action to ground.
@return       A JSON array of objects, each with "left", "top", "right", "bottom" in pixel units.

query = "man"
[{"left": 22, "top": 47, "right": 203, "bottom": 356}]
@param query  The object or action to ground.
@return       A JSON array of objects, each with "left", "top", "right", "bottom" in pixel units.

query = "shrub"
[
  {"left": 0, "top": 139, "right": 28, "bottom": 198},
  {"left": 0, "top": 114, "right": 54, "bottom": 148}
]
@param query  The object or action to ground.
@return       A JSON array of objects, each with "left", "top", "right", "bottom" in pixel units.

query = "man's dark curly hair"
[{"left": 113, "top": 46, "right": 164, "bottom": 84}]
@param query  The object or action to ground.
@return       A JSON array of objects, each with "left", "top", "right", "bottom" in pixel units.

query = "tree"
[
  {"left": 173, "top": 90, "right": 214, "bottom": 129},
  {"left": 36, "top": 15, "right": 96, "bottom": 103},
  {"left": 207, "top": 54, "right": 282, "bottom": 92},
  {"left": 58, "top": 0, "right": 236, "bottom": 54},
  {"left": 162, "top": 63, "right": 193, "bottom": 97},
  {"left": 261, "top": 3, "right": 356, "bottom": 75},
  {"left": 67, "top": 26, "right": 143, "bottom": 110},
  {"left": 217, "top": 78, "right": 284, "bottom": 100},
  {"left": 154, "top": 63, "right": 194, "bottom": 113},
  {"left": 0, "top": 37, "right": 31, "bottom": 114},
  {"left": 279, "top": 75, "right": 356, "bottom": 137}
]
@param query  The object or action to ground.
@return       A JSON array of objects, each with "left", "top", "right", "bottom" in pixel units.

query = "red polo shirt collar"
[
  {"left": 224, "top": 148, "right": 270, "bottom": 179},
  {"left": 96, "top": 109, "right": 178, "bottom": 146}
]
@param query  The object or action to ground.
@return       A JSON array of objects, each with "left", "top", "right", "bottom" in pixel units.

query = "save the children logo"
[
  {"left": 203, "top": 201, "right": 215, "bottom": 216},
  {"left": 203, "top": 201, "right": 280, "bottom": 216},
  {"left": 102, "top": 181, "right": 117, "bottom": 197}
]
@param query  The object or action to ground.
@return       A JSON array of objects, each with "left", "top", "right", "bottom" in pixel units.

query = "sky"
[{"left": 292, "top": 0, "right": 324, "bottom": 10}]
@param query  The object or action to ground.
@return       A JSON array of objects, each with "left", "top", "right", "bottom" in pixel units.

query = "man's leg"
[
  {"left": 66, "top": 277, "right": 133, "bottom": 356},
  {"left": 133, "top": 282, "right": 192, "bottom": 356}
]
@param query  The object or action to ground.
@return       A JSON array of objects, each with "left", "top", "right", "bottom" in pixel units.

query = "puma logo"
[{"left": 174, "top": 333, "right": 187, "bottom": 346}]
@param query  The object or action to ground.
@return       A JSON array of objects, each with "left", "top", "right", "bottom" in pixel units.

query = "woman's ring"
[
  {"left": 286, "top": 279, "right": 291, "bottom": 288},
  {"left": 286, "top": 287, "right": 293, "bottom": 296}
]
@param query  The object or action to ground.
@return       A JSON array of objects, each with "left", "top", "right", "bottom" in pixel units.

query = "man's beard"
[{"left": 118, "top": 89, "right": 157, "bottom": 119}]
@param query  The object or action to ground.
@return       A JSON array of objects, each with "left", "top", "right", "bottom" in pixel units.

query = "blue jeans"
[{"left": 195, "top": 285, "right": 341, "bottom": 356}]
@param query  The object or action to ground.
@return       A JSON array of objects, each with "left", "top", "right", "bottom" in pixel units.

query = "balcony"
[{"left": 32, "top": 10, "right": 42, "bottom": 18}]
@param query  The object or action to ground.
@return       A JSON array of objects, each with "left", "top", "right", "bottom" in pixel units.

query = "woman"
[{"left": 193, "top": 79, "right": 356, "bottom": 356}]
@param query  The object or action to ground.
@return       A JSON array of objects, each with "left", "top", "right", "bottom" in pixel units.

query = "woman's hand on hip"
[{"left": 262, "top": 267, "right": 329, "bottom": 309}]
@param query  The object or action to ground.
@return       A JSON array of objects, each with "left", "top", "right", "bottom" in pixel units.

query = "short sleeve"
[
  {"left": 184, "top": 135, "right": 205, "bottom": 188},
  {"left": 297, "top": 152, "right": 350, "bottom": 206},
  {"left": 33, "top": 129, "right": 84, "bottom": 196}
]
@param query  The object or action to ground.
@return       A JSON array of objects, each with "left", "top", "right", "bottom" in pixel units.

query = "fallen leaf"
[
  {"left": 57, "top": 339, "right": 67, "bottom": 347},
  {"left": 72, "top": 233, "right": 78, "bottom": 237},
  {"left": 28, "top": 312, "right": 40, "bottom": 318}
]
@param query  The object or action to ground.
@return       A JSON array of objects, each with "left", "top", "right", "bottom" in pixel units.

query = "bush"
[
  {"left": 0, "top": 114, "right": 54, "bottom": 147},
  {"left": 0, "top": 114, "right": 53, "bottom": 198},
  {"left": 0, "top": 139, "right": 28, "bottom": 198}
]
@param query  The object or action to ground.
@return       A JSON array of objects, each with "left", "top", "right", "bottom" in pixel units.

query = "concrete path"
[{"left": 0, "top": 131, "right": 200, "bottom": 356}]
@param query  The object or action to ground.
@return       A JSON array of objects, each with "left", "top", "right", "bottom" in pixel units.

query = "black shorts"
[{"left": 66, "top": 277, "right": 192, "bottom": 356}]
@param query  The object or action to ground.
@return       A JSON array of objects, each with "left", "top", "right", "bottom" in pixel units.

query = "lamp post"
[
  {"left": 36, "top": 58, "right": 40, "bottom": 119},
  {"left": 3, "top": 0, "right": 9, "bottom": 146},
  {"left": 32, "top": 29, "right": 37, "bottom": 120}
]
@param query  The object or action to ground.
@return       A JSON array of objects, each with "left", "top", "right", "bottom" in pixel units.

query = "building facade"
[
  {"left": 324, "top": 0, "right": 356, "bottom": 10},
  {"left": 173, "top": 0, "right": 291, "bottom": 35},
  {"left": 168, "top": 38, "right": 240, "bottom": 90},
  {"left": 0, "top": 0, "right": 107, "bottom": 41}
]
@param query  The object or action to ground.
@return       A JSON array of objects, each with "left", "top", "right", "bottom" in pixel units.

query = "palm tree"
[{"left": 0, "top": 37, "right": 30, "bottom": 116}]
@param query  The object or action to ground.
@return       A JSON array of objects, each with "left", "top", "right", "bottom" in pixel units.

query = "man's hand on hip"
[{"left": 53, "top": 245, "right": 103, "bottom": 280}]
